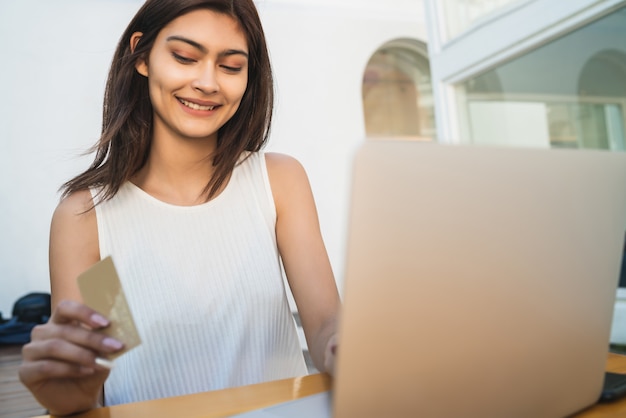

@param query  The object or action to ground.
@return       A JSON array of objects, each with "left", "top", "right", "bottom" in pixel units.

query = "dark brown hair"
[{"left": 61, "top": 0, "right": 273, "bottom": 203}]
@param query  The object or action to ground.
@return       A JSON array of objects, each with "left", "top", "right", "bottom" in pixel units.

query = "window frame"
[{"left": 423, "top": 0, "right": 626, "bottom": 142}]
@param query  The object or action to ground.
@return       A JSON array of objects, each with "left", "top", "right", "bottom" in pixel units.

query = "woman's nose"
[{"left": 191, "top": 65, "right": 219, "bottom": 94}]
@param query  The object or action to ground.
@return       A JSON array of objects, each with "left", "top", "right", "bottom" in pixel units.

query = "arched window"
[{"left": 362, "top": 38, "right": 436, "bottom": 140}]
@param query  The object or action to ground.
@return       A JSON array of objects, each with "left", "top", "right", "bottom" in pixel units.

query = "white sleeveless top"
[{"left": 92, "top": 152, "right": 307, "bottom": 406}]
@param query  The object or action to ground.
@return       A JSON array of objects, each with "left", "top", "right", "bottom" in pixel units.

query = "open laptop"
[{"left": 235, "top": 140, "right": 626, "bottom": 418}]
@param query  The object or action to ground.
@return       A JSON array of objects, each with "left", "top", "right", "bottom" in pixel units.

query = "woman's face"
[{"left": 134, "top": 9, "right": 249, "bottom": 144}]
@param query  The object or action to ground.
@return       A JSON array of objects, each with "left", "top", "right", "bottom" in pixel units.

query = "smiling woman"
[
  {"left": 130, "top": 9, "right": 251, "bottom": 203},
  {"left": 135, "top": 13, "right": 249, "bottom": 130},
  {"left": 17, "top": 0, "right": 341, "bottom": 416}
]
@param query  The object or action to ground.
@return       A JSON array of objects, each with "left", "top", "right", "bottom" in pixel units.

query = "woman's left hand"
[{"left": 323, "top": 334, "right": 338, "bottom": 376}]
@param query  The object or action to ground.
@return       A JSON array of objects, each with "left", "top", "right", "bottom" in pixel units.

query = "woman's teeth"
[{"left": 179, "top": 98, "right": 215, "bottom": 111}]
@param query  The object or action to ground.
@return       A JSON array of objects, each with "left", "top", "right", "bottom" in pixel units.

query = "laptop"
[{"left": 236, "top": 140, "right": 626, "bottom": 418}]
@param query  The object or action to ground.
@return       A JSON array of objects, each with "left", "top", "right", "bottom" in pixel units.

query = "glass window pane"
[{"left": 456, "top": 6, "right": 626, "bottom": 151}]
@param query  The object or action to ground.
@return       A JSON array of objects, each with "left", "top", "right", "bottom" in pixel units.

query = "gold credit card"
[{"left": 77, "top": 256, "right": 142, "bottom": 360}]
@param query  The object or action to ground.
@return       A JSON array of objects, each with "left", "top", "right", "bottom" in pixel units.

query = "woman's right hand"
[{"left": 19, "top": 299, "right": 124, "bottom": 416}]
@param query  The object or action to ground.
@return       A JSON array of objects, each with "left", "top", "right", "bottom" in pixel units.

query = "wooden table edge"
[
  {"left": 35, "top": 372, "right": 332, "bottom": 418},
  {"left": 35, "top": 353, "right": 626, "bottom": 418}
]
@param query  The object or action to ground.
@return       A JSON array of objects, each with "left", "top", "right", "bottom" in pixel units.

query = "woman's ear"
[{"left": 130, "top": 32, "right": 148, "bottom": 77}]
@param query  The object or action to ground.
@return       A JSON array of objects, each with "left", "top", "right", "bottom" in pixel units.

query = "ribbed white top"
[{"left": 92, "top": 152, "right": 307, "bottom": 406}]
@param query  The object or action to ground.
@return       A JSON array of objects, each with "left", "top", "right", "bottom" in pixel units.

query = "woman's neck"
[{"left": 132, "top": 131, "right": 219, "bottom": 206}]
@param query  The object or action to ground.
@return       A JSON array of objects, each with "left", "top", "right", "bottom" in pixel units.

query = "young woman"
[{"left": 18, "top": 0, "right": 340, "bottom": 415}]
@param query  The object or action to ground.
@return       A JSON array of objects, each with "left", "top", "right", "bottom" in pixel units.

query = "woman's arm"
[
  {"left": 19, "top": 190, "right": 123, "bottom": 415},
  {"left": 266, "top": 153, "right": 341, "bottom": 374}
]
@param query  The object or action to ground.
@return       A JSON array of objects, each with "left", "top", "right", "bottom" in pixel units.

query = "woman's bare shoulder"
[
  {"left": 264, "top": 152, "right": 306, "bottom": 178},
  {"left": 264, "top": 152, "right": 315, "bottom": 221},
  {"left": 53, "top": 189, "right": 95, "bottom": 219},
  {"left": 51, "top": 190, "right": 98, "bottom": 238},
  {"left": 50, "top": 189, "right": 99, "bottom": 258}
]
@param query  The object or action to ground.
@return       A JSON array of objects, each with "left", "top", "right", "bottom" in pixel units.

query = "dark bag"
[
  {"left": 12, "top": 292, "right": 51, "bottom": 324},
  {"left": 0, "top": 292, "right": 51, "bottom": 345}
]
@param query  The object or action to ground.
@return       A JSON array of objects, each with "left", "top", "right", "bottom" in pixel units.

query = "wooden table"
[{"left": 36, "top": 353, "right": 626, "bottom": 418}]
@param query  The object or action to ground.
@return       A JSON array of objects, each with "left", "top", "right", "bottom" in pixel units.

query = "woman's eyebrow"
[
  {"left": 166, "top": 35, "right": 248, "bottom": 59},
  {"left": 219, "top": 49, "right": 249, "bottom": 60},
  {"left": 166, "top": 35, "right": 207, "bottom": 53}
]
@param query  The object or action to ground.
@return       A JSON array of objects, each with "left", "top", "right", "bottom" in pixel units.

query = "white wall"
[
  {"left": 0, "top": 0, "right": 427, "bottom": 316},
  {"left": 0, "top": 0, "right": 141, "bottom": 317}
]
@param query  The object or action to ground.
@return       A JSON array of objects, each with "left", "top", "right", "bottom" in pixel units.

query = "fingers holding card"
[{"left": 77, "top": 256, "right": 142, "bottom": 361}]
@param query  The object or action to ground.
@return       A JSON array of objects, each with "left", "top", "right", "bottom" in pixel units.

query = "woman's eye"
[
  {"left": 221, "top": 65, "right": 243, "bottom": 73},
  {"left": 172, "top": 52, "right": 196, "bottom": 64}
]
